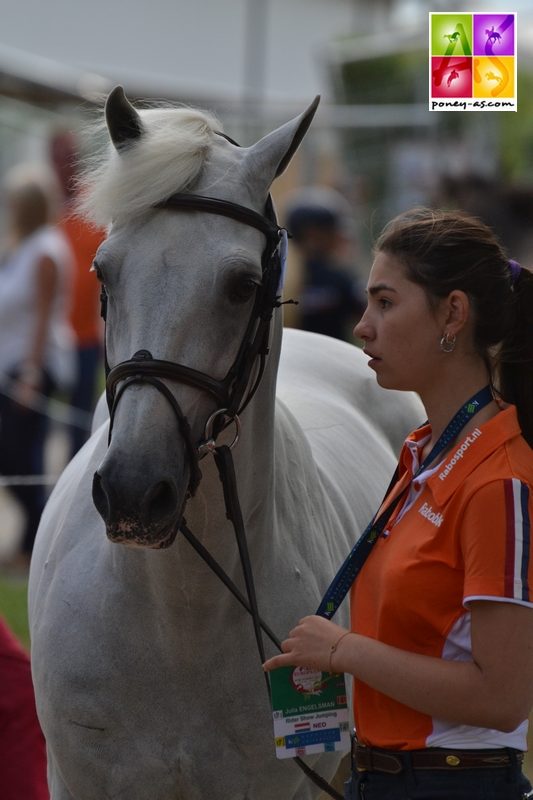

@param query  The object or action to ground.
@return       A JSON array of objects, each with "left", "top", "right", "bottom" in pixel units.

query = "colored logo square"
[
  {"left": 473, "top": 14, "right": 515, "bottom": 56},
  {"left": 473, "top": 56, "right": 515, "bottom": 98},
  {"left": 431, "top": 57, "right": 472, "bottom": 97},
  {"left": 431, "top": 14, "right": 473, "bottom": 56}
]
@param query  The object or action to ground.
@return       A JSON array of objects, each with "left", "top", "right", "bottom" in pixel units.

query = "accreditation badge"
[{"left": 269, "top": 666, "right": 350, "bottom": 759}]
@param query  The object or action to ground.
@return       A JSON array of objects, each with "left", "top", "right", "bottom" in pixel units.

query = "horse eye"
[{"left": 227, "top": 274, "right": 260, "bottom": 303}]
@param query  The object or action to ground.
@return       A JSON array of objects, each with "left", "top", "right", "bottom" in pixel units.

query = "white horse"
[{"left": 29, "top": 87, "right": 423, "bottom": 800}]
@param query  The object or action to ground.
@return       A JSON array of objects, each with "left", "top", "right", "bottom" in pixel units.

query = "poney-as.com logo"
[{"left": 429, "top": 12, "right": 517, "bottom": 111}]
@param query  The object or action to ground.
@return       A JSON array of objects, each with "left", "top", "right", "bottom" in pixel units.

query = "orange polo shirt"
[
  {"left": 58, "top": 214, "right": 105, "bottom": 346},
  {"left": 350, "top": 405, "right": 533, "bottom": 751}
]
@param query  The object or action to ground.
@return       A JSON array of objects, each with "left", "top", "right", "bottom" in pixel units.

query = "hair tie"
[{"left": 508, "top": 259, "right": 522, "bottom": 285}]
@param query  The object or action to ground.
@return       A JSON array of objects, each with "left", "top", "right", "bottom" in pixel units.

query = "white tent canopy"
[{"left": 0, "top": 0, "right": 358, "bottom": 107}]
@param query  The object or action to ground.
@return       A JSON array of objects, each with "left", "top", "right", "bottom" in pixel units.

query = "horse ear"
[
  {"left": 246, "top": 96, "right": 320, "bottom": 184},
  {"left": 105, "top": 86, "right": 144, "bottom": 150}
]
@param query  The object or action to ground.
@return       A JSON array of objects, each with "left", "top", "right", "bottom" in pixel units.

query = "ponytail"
[{"left": 498, "top": 266, "right": 533, "bottom": 448}]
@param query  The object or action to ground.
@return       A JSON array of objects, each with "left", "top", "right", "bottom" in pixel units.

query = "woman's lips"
[{"left": 364, "top": 350, "right": 381, "bottom": 368}]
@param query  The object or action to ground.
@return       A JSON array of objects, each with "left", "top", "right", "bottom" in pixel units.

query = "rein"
[{"left": 99, "top": 192, "right": 344, "bottom": 800}]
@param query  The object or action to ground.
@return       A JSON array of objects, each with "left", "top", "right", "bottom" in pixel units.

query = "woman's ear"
[{"left": 442, "top": 289, "right": 471, "bottom": 335}]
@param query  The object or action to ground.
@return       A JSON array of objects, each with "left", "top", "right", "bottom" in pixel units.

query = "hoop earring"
[{"left": 440, "top": 332, "right": 456, "bottom": 353}]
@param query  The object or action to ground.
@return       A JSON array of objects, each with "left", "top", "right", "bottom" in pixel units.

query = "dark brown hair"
[{"left": 375, "top": 208, "right": 533, "bottom": 447}]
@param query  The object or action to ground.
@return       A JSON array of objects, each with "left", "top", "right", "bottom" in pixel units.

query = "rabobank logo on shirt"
[{"left": 419, "top": 502, "right": 444, "bottom": 528}]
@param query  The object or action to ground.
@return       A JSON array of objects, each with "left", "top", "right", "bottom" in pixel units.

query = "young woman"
[{"left": 264, "top": 208, "right": 533, "bottom": 799}]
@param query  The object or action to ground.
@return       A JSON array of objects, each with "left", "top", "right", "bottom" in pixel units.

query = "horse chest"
[{"left": 35, "top": 571, "right": 291, "bottom": 798}]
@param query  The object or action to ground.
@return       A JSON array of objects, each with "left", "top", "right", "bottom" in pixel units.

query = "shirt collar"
[
  {"left": 399, "top": 423, "right": 431, "bottom": 475},
  {"left": 427, "top": 405, "right": 522, "bottom": 504}
]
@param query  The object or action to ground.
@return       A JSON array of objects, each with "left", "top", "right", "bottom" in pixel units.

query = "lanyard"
[{"left": 315, "top": 385, "right": 493, "bottom": 620}]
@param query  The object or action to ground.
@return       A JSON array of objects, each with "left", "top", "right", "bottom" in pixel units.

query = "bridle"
[
  {"left": 102, "top": 191, "right": 284, "bottom": 494},
  {"left": 98, "top": 190, "right": 344, "bottom": 800}
]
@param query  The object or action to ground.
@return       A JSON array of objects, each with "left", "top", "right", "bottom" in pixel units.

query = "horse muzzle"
[{"left": 92, "top": 469, "right": 186, "bottom": 549}]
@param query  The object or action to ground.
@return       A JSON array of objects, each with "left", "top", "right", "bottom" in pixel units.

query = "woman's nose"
[{"left": 353, "top": 311, "right": 369, "bottom": 340}]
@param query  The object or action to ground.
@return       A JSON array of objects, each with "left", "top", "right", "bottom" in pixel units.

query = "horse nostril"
[
  {"left": 140, "top": 481, "right": 178, "bottom": 526},
  {"left": 92, "top": 471, "right": 110, "bottom": 524},
  {"left": 92, "top": 467, "right": 181, "bottom": 534}
]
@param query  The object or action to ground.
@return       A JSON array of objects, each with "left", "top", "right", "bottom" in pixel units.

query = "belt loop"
[
  {"left": 506, "top": 748, "right": 518, "bottom": 784},
  {"left": 405, "top": 750, "right": 419, "bottom": 789}
]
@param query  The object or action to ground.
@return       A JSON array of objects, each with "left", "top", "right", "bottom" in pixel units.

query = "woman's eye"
[
  {"left": 379, "top": 297, "right": 392, "bottom": 310},
  {"left": 227, "top": 275, "right": 260, "bottom": 303}
]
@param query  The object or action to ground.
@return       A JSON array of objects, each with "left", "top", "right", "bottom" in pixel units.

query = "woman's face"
[{"left": 354, "top": 251, "right": 446, "bottom": 396}]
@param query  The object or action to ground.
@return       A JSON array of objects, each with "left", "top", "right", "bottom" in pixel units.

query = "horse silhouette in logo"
[
  {"left": 447, "top": 69, "right": 460, "bottom": 88},
  {"left": 485, "top": 71, "right": 502, "bottom": 84},
  {"left": 443, "top": 31, "right": 461, "bottom": 44},
  {"left": 485, "top": 26, "right": 502, "bottom": 46}
]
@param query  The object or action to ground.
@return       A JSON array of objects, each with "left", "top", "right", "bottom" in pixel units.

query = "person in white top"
[{"left": 0, "top": 163, "right": 75, "bottom": 570}]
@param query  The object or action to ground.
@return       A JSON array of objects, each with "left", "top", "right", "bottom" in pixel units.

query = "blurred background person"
[
  {"left": 49, "top": 130, "right": 105, "bottom": 459},
  {"left": 0, "top": 616, "right": 49, "bottom": 800},
  {"left": 0, "top": 163, "right": 75, "bottom": 571},
  {"left": 284, "top": 186, "right": 366, "bottom": 341}
]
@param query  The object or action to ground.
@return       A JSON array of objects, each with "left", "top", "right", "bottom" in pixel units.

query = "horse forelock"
[{"left": 78, "top": 105, "right": 222, "bottom": 226}]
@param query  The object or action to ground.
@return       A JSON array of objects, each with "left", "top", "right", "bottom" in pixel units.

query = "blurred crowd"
[
  {"left": 0, "top": 130, "right": 105, "bottom": 798},
  {"left": 0, "top": 131, "right": 105, "bottom": 574}
]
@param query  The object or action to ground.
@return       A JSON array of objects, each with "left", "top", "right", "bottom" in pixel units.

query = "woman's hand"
[
  {"left": 13, "top": 367, "right": 42, "bottom": 413},
  {"left": 263, "top": 615, "right": 350, "bottom": 673}
]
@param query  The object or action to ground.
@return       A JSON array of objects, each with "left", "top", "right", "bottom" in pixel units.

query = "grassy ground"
[
  {"left": 0, "top": 574, "right": 30, "bottom": 649},
  {"left": 3, "top": 574, "right": 533, "bottom": 786}
]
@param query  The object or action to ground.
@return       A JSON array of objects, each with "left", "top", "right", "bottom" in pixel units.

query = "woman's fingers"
[
  {"left": 263, "top": 653, "right": 293, "bottom": 671},
  {"left": 263, "top": 617, "right": 351, "bottom": 672}
]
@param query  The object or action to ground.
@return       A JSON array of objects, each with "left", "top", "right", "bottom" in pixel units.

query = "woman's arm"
[
  {"left": 263, "top": 600, "right": 533, "bottom": 732},
  {"left": 28, "top": 254, "right": 58, "bottom": 368},
  {"left": 15, "top": 254, "right": 58, "bottom": 409}
]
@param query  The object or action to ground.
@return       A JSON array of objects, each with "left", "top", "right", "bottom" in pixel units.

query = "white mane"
[{"left": 79, "top": 106, "right": 221, "bottom": 226}]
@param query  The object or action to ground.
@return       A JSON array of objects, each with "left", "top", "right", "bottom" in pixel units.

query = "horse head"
[{"left": 87, "top": 87, "right": 319, "bottom": 548}]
